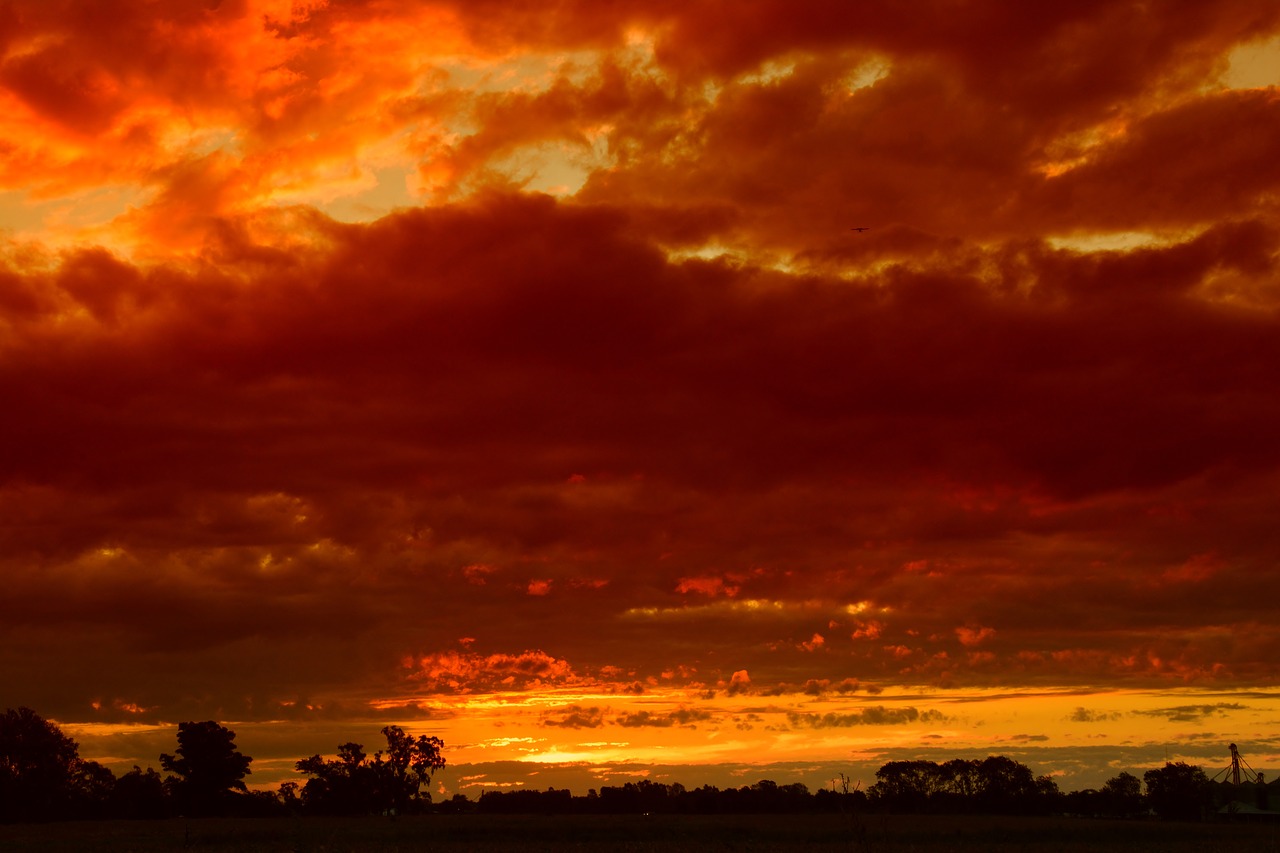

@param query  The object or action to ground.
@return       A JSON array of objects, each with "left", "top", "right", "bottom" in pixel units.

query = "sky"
[{"left": 2, "top": 0, "right": 1280, "bottom": 798}]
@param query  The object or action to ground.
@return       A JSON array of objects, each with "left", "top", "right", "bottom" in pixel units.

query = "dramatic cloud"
[{"left": 2, "top": 0, "right": 1279, "bottom": 794}]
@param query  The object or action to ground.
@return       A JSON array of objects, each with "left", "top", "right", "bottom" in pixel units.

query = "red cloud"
[
  {"left": 676, "top": 576, "right": 740, "bottom": 597},
  {"left": 406, "top": 649, "right": 581, "bottom": 693},
  {"left": 956, "top": 626, "right": 996, "bottom": 647}
]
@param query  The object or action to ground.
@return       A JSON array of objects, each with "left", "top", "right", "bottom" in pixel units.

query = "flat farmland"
[{"left": 2, "top": 813, "right": 1278, "bottom": 852}]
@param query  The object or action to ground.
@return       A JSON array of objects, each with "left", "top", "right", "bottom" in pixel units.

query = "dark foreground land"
[{"left": 2, "top": 814, "right": 1278, "bottom": 852}]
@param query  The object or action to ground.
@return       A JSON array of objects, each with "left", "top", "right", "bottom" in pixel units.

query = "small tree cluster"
[
  {"left": 0, "top": 708, "right": 259, "bottom": 821},
  {"left": 0, "top": 708, "right": 450, "bottom": 823},
  {"left": 1143, "top": 762, "right": 1211, "bottom": 821},
  {"left": 1061, "top": 771, "right": 1144, "bottom": 818},
  {"left": 295, "top": 726, "right": 445, "bottom": 815},
  {"left": 1062, "top": 764, "right": 1216, "bottom": 821},
  {"left": 868, "top": 756, "right": 1060, "bottom": 815}
]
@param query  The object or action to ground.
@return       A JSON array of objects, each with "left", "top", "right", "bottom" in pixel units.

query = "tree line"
[
  {"left": 0, "top": 707, "right": 443, "bottom": 822},
  {"left": 864, "top": 757, "right": 1239, "bottom": 821},
  {"left": 1, "top": 706, "right": 1270, "bottom": 823},
  {"left": 473, "top": 758, "right": 1254, "bottom": 821}
]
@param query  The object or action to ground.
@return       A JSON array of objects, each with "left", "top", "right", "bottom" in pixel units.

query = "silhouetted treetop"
[
  {"left": 160, "top": 720, "right": 252, "bottom": 816},
  {"left": 1144, "top": 761, "right": 1212, "bottom": 821},
  {"left": 1100, "top": 771, "right": 1144, "bottom": 817},
  {"left": 0, "top": 706, "right": 109, "bottom": 822}
]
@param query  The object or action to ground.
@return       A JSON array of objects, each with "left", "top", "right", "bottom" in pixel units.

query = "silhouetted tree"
[
  {"left": 937, "top": 758, "right": 980, "bottom": 810},
  {"left": 869, "top": 760, "right": 945, "bottom": 812},
  {"left": 160, "top": 721, "right": 252, "bottom": 816},
  {"left": 814, "top": 775, "right": 868, "bottom": 816},
  {"left": 439, "top": 792, "right": 476, "bottom": 814},
  {"left": 0, "top": 707, "right": 91, "bottom": 822},
  {"left": 278, "top": 780, "right": 301, "bottom": 813},
  {"left": 112, "top": 765, "right": 171, "bottom": 819},
  {"left": 1063, "top": 787, "right": 1103, "bottom": 815},
  {"left": 868, "top": 757, "right": 1056, "bottom": 815},
  {"left": 1144, "top": 761, "right": 1211, "bottom": 821},
  {"left": 70, "top": 759, "right": 117, "bottom": 818},
  {"left": 1033, "top": 773, "right": 1062, "bottom": 813},
  {"left": 379, "top": 725, "right": 446, "bottom": 814},
  {"left": 297, "top": 742, "right": 374, "bottom": 815},
  {"left": 1100, "top": 771, "right": 1143, "bottom": 817},
  {"left": 972, "top": 755, "right": 1054, "bottom": 814},
  {"left": 296, "top": 726, "right": 445, "bottom": 815}
]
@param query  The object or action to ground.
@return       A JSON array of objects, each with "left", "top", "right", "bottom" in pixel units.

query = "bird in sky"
[{"left": 850, "top": 227, "right": 870, "bottom": 232}]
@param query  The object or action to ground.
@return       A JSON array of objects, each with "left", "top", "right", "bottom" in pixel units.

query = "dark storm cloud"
[
  {"left": 614, "top": 708, "right": 714, "bottom": 728},
  {"left": 3, "top": 191, "right": 1280, "bottom": 719},
  {"left": 1070, "top": 708, "right": 1122, "bottom": 723},
  {"left": 1, "top": 2, "right": 1278, "bottom": 763},
  {"left": 542, "top": 706, "right": 607, "bottom": 729}
]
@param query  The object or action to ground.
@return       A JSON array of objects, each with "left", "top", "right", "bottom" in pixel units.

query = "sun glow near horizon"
[{"left": 58, "top": 680, "right": 1280, "bottom": 795}]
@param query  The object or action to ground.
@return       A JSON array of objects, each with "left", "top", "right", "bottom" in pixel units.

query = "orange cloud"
[
  {"left": 726, "top": 670, "right": 751, "bottom": 696},
  {"left": 798, "top": 633, "right": 825, "bottom": 652}
]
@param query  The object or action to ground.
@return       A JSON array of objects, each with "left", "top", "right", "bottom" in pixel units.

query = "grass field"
[{"left": 2, "top": 813, "right": 1279, "bottom": 852}]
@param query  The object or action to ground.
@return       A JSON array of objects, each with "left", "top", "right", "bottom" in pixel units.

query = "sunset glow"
[{"left": 4, "top": 0, "right": 1280, "bottom": 797}]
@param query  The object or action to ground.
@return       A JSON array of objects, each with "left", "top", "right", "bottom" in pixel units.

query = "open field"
[{"left": 2, "top": 814, "right": 1279, "bottom": 852}]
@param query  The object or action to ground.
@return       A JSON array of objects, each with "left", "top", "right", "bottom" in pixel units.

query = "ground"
[{"left": 2, "top": 813, "right": 1278, "bottom": 852}]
